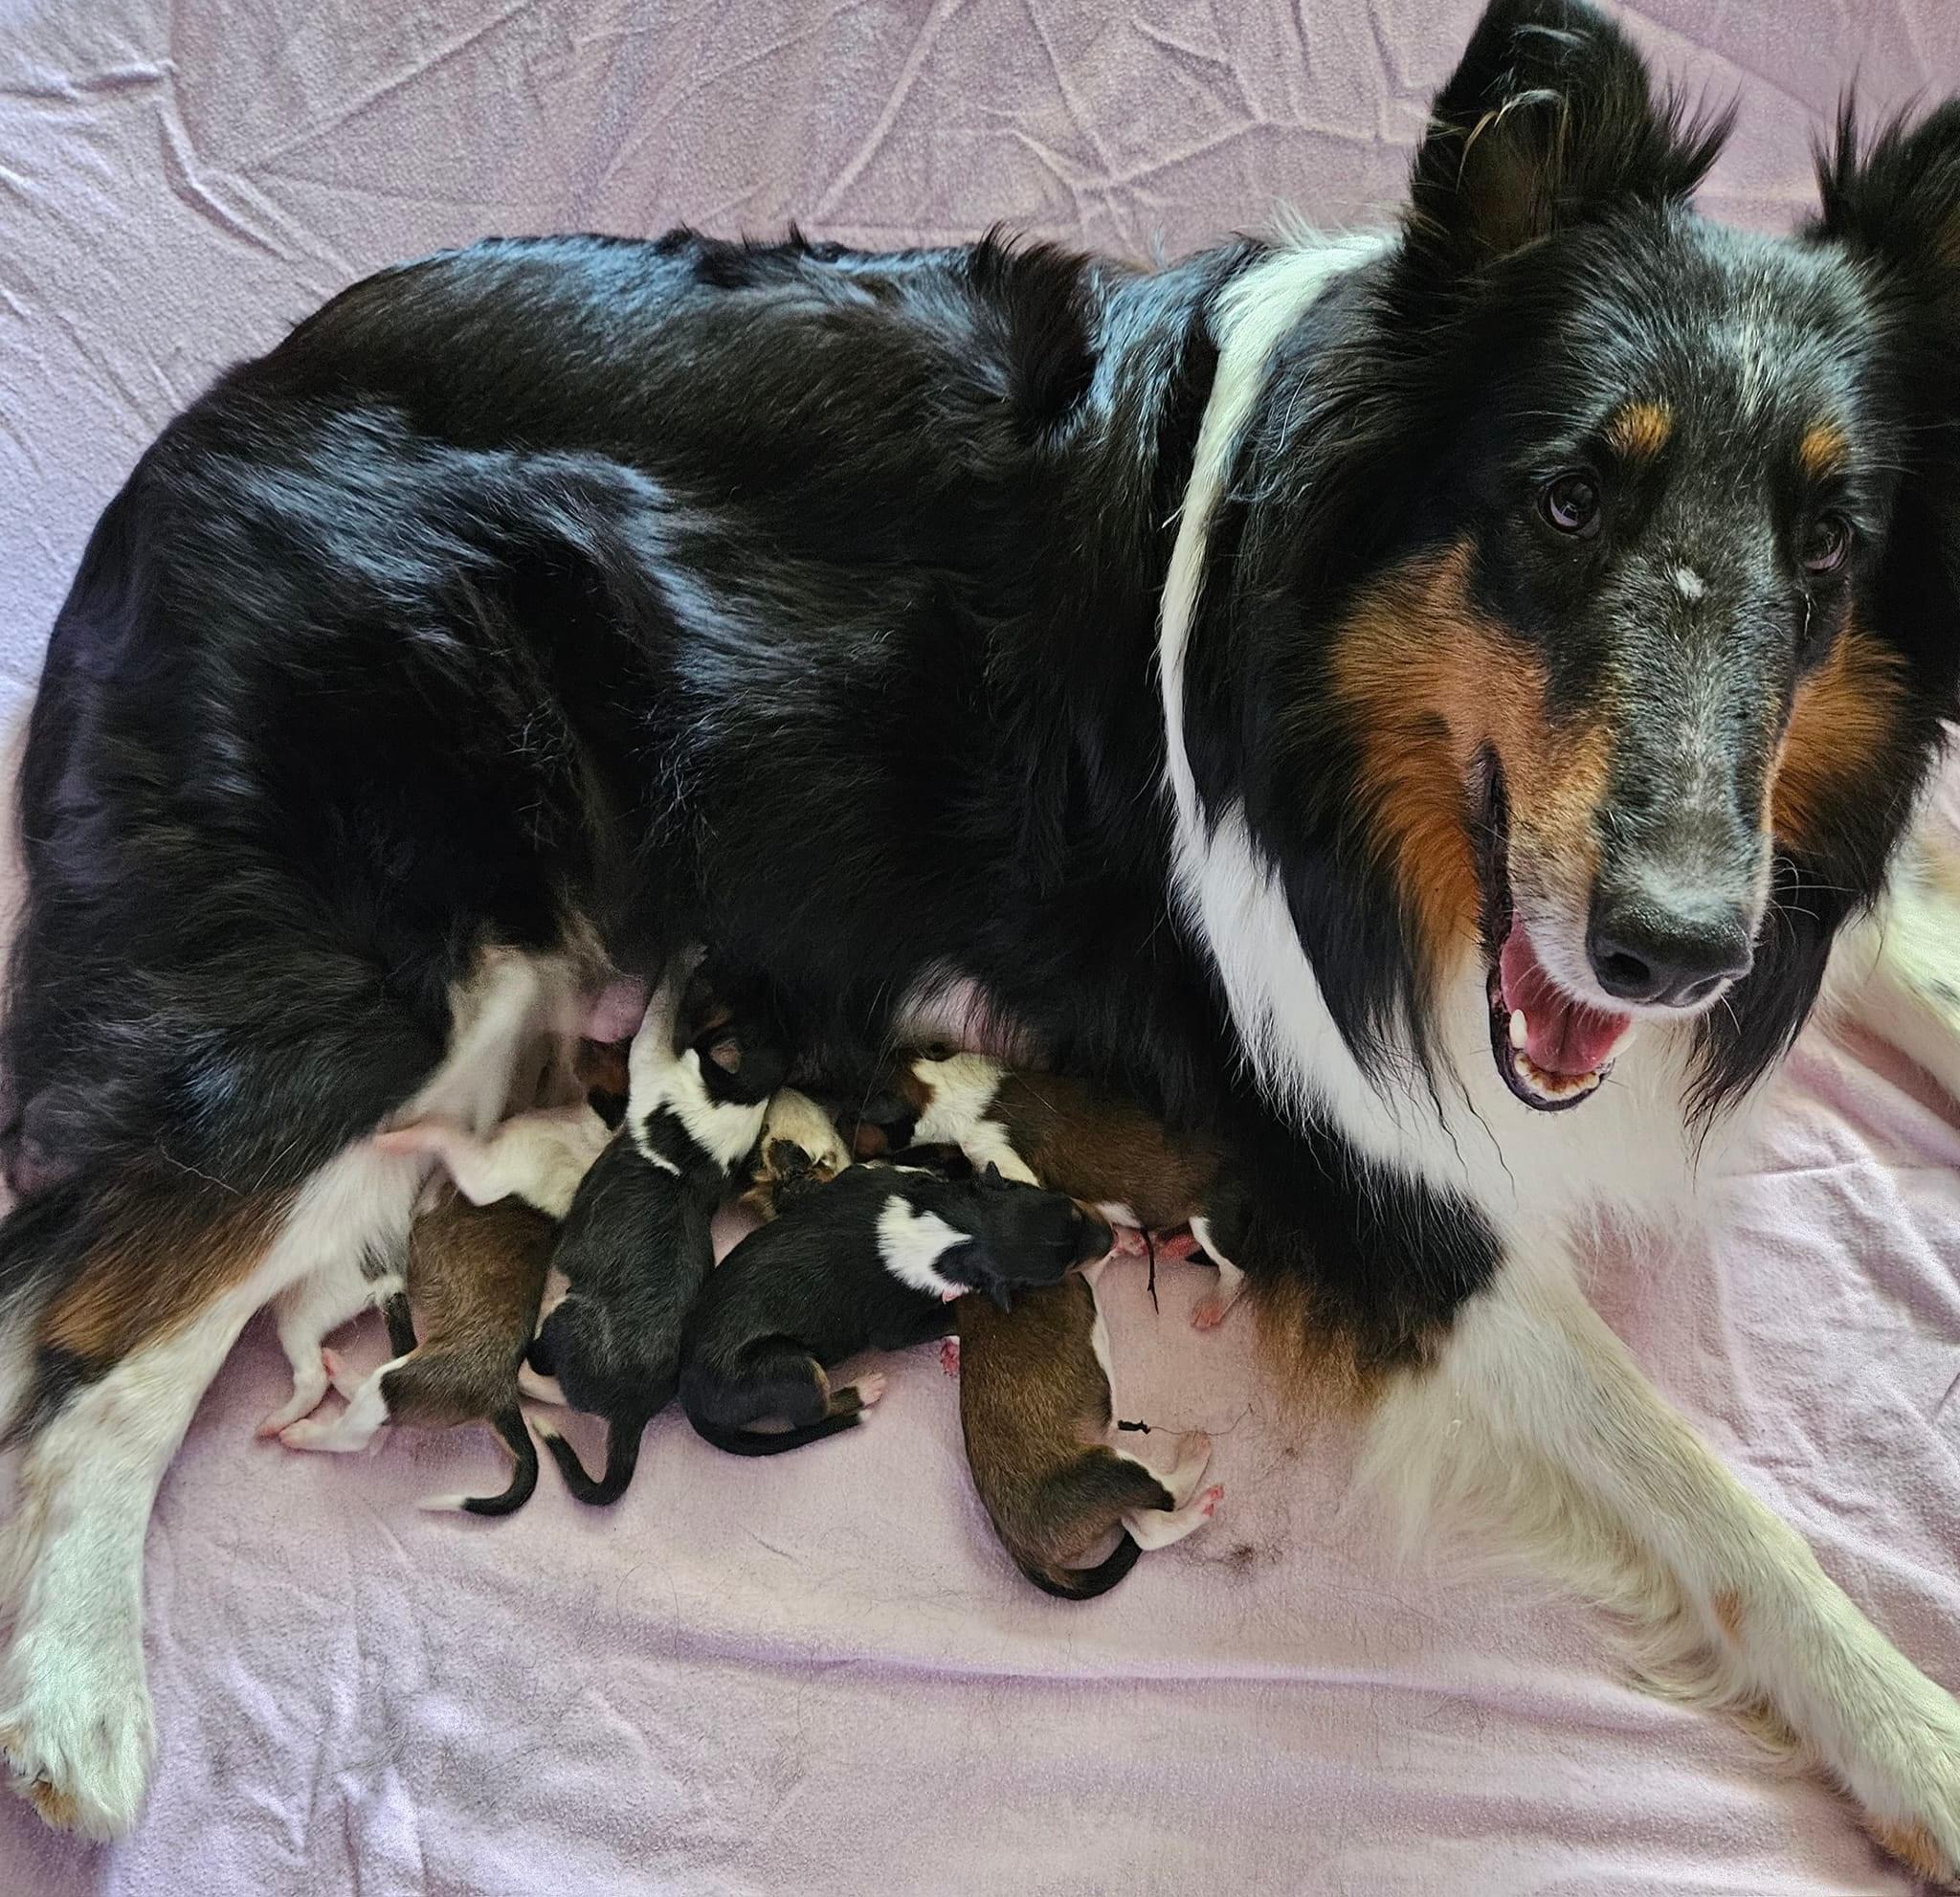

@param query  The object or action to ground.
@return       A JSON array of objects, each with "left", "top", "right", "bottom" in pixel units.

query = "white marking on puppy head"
[
  {"left": 875, "top": 1194, "right": 973, "bottom": 1301},
  {"left": 1673, "top": 566, "right": 1705, "bottom": 602}
]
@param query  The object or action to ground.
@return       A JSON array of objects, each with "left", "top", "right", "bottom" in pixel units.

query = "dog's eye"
[
  {"left": 1799, "top": 513, "right": 1851, "bottom": 578},
  {"left": 1540, "top": 472, "right": 1601, "bottom": 538}
]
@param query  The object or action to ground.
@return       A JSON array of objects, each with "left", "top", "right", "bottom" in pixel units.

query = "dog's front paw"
[
  {"left": 0, "top": 1645, "right": 155, "bottom": 1839},
  {"left": 1838, "top": 1675, "right": 1960, "bottom": 1889},
  {"left": 1860, "top": 1815, "right": 1958, "bottom": 1889}
]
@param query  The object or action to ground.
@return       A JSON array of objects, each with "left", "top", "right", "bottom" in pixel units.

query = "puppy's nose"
[
  {"left": 1586, "top": 892, "right": 1754, "bottom": 1008},
  {"left": 1074, "top": 1209, "right": 1115, "bottom": 1265}
]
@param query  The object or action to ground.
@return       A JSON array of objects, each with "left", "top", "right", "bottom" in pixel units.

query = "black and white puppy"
[
  {"left": 679, "top": 1162, "right": 1113, "bottom": 1455},
  {"left": 529, "top": 952, "right": 788, "bottom": 1504}
]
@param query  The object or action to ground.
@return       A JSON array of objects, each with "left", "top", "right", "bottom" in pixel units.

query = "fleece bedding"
[{"left": 1, "top": 2, "right": 1957, "bottom": 1891}]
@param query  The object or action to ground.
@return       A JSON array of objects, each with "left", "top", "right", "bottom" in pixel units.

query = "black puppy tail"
[
  {"left": 417, "top": 1408, "right": 540, "bottom": 1518},
  {"left": 1019, "top": 1531, "right": 1144, "bottom": 1601},
  {"left": 688, "top": 1411, "right": 863, "bottom": 1457},
  {"left": 539, "top": 1411, "right": 647, "bottom": 1506}
]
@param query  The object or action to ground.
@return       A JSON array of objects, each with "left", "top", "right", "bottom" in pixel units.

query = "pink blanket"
[{"left": 2, "top": 1, "right": 1957, "bottom": 1890}]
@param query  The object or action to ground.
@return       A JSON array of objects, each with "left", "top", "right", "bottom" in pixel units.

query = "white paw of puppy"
[
  {"left": 853, "top": 1372, "right": 889, "bottom": 1408},
  {"left": 0, "top": 1642, "right": 155, "bottom": 1839}
]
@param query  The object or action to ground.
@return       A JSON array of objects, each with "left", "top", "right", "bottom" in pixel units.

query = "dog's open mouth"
[{"left": 1477, "top": 759, "right": 1633, "bottom": 1113}]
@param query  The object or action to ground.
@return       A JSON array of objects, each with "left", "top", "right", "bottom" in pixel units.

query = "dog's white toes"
[
  {"left": 854, "top": 1372, "right": 888, "bottom": 1408},
  {"left": 0, "top": 1659, "right": 155, "bottom": 1839}
]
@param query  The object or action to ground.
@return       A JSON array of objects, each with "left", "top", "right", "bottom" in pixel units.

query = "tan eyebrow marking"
[
  {"left": 1603, "top": 400, "right": 1673, "bottom": 459},
  {"left": 1798, "top": 420, "right": 1849, "bottom": 480}
]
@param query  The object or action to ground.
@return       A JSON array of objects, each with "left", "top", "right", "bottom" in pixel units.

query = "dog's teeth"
[{"left": 1508, "top": 1010, "right": 1527, "bottom": 1052}]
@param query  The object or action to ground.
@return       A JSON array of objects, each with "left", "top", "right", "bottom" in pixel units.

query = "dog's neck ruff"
[{"left": 1154, "top": 234, "right": 1724, "bottom": 1239}]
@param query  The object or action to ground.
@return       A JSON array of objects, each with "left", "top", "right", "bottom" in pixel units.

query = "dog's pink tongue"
[{"left": 1499, "top": 925, "right": 1629, "bottom": 1077}]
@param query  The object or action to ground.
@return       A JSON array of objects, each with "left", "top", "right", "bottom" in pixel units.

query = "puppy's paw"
[
  {"left": 0, "top": 1650, "right": 155, "bottom": 1840},
  {"left": 1197, "top": 1484, "right": 1224, "bottom": 1520},
  {"left": 1189, "top": 1294, "right": 1229, "bottom": 1331},
  {"left": 938, "top": 1338, "right": 961, "bottom": 1377},
  {"left": 853, "top": 1372, "right": 889, "bottom": 1409}
]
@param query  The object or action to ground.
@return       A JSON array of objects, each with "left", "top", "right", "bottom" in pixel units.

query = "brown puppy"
[
  {"left": 957, "top": 1257, "right": 1220, "bottom": 1597},
  {"left": 363, "top": 1192, "right": 557, "bottom": 1514},
  {"left": 858, "top": 1054, "right": 1249, "bottom": 1328}
]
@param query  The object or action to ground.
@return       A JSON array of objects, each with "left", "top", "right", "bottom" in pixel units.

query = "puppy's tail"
[
  {"left": 539, "top": 1410, "right": 647, "bottom": 1506},
  {"left": 1018, "top": 1531, "right": 1144, "bottom": 1601},
  {"left": 687, "top": 1411, "right": 862, "bottom": 1457},
  {"left": 417, "top": 1408, "right": 540, "bottom": 1518}
]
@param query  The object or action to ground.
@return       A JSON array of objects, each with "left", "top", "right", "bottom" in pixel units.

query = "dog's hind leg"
[
  {"left": 0, "top": 1132, "right": 426, "bottom": 1838},
  {"left": 256, "top": 1242, "right": 405, "bottom": 1437},
  {"left": 1119, "top": 1430, "right": 1219, "bottom": 1549},
  {"left": 1369, "top": 1257, "right": 1960, "bottom": 1886}
]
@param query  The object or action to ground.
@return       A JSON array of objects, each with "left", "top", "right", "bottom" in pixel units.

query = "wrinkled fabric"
[{"left": 1, "top": 2, "right": 1958, "bottom": 1891}]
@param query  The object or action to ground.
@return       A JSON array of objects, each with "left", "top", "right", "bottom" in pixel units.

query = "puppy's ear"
[
  {"left": 1812, "top": 101, "right": 1960, "bottom": 355},
  {"left": 1405, "top": 0, "right": 1730, "bottom": 278},
  {"left": 705, "top": 1036, "right": 743, "bottom": 1075}
]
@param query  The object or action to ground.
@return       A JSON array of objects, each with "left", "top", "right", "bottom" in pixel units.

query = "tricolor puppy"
[
  {"left": 957, "top": 1259, "right": 1220, "bottom": 1597},
  {"left": 863, "top": 1053, "right": 1250, "bottom": 1328},
  {"left": 679, "top": 1162, "right": 1113, "bottom": 1455},
  {"left": 528, "top": 956, "right": 788, "bottom": 1505}
]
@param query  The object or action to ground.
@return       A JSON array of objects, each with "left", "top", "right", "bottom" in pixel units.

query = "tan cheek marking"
[
  {"left": 1710, "top": 1589, "right": 1745, "bottom": 1640},
  {"left": 1328, "top": 543, "right": 1611, "bottom": 971},
  {"left": 1770, "top": 626, "right": 1904, "bottom": 854},
  {"left": 1605, "top": 400, "right": 1673, "bottom": 459},
  {"left": 1797, "top": 420, "right": 1849, "bottom": 480}
]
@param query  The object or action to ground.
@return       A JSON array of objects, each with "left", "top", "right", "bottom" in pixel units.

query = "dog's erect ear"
[
  {"left": 1812, "top": 101, "right": 1960, "bottom": 342},
  {"left": 1407, "top": 0, "right": 1730, "bottom": 276}
]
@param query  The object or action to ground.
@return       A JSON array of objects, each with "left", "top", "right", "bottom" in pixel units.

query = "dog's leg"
[
  {"left": 0, "top": 1135, "right": 424, "bottom": 1839},
  {"left": 278, "top": 1356, "right": 408, "bottom": 1454},
  {"left": 1119, "top": 1430, "right": 1219, "bottom": 1548},
  {"left": 1370, "top": 1260, "right": 1960, "bottom": 1883},
  {"left": 1187, "top": 1215, "right": 1247, "bottom": 1330},
  {"left": 255, "top": 1249, "right": 404, "bottom": 1437},
  {"left": 1822, "top": 817, "right": 1960, "bottom": 1106}
]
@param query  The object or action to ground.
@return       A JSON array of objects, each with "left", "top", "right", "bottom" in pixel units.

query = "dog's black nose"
[{"left": 1586, "top": 897, "right": 1753, "bottom": 1008}]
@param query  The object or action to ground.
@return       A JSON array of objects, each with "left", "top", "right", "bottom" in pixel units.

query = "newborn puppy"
[
  {"left": 860, "top": 1054, "right": 1249, "bottom": 1329},
  {"left": 679, "top": 1162, "right": 1113, "bottom": 1455},
  {"left": 530, "top": 952, "right": 789, "bottom": 1505},
  {"left": 278, "top": 1100, "right": 598, "bottom": 1499},
  {"left": 958, "top": 1257, "right": 1220, "bottom": 1596},
  {"left": 738, "top": 1085, "right": 855, "bottom": 1219},
  {"left": 367, "top": 1193, "right": 557, "bottom": 1514}
]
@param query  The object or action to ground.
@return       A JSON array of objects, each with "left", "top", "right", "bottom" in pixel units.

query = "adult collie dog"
[{"left": 2, "top": 0, "right": 1958, "bottom": 1868}]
